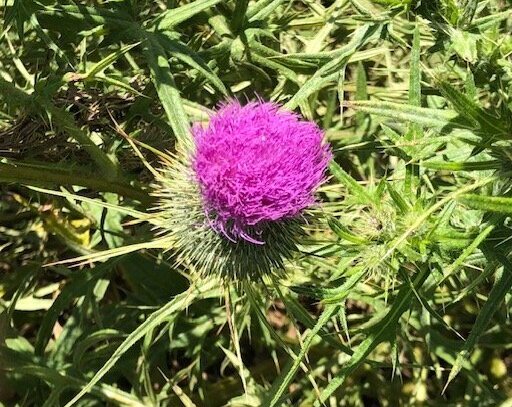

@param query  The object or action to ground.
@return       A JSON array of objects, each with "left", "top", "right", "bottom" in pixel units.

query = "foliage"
[{"left": 1, "top": 0, "right": 512, "bottom": 406}]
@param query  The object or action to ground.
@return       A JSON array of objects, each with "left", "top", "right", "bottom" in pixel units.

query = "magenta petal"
[{"left": 192, "top": 100, "right": 332, "bottom": 243}]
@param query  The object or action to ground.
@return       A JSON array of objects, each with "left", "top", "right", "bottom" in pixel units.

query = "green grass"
[{"left": 1, "top": 0, "right": 512, "bottom": 406}]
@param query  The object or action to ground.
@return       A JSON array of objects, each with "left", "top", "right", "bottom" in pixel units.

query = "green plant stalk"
[{"left": 0, "top": 163, "right": 152, "bottom": 204}]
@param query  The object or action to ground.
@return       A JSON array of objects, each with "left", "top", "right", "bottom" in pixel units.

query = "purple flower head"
[{"left": 192, "top": 100, "right": 331, "bottom": 244}]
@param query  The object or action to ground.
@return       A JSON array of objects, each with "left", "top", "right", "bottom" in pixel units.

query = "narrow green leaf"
[
  {"left": 387, "top": 182, "right": 410, "bottom": 214},
  {"left": 285, "top": 24, "right": 382, "bottom": 110},
  {"left": 472, "top": 10, "right": 511, "bottom": 30},
  {"left": 404, "top": 22, "right": 422, "bottom": 195},
  {"left": 250, "top": 53, "right": 300, "bottom": 83},
  {"left": 72, "top": 329, "right": 125, "bottom": 368},
  {"left": 351, "top": 0, "right": 387, "bottom": 19},
  {"left": 457, "top": 194, "right": 512, "bottom": 213},
  {"left": 408, "top": 23, "right": 421, "bottom": 108},
  {"left": 465, "top": 69, "right": 477, "bottom": 100},
  {"left": 85, "top": 42, "right": 140, "bottom": 79},
  {"left": 460, "top": 0, "right": 479, "bottom": 27},
  {"left": 444, "top": 248, "right": 512, "bottom": 390},
  {"left": 329, "top": 161, "right": 375, "bottom": 204},
  {"left": 247, "top": 0, "right": 286, "bottom": 21},
  {"left": 90, "top": 74, "right": 146, "bottom": 97},
  {"left": 63, "top": 280, "right": 215, "bottom": 407},
  {"left": 44, "top": 103, "right": 119, "bottom": 179},
  {"left": 157, "top": 33, "right": 228, "bottom": 96},
  {"left": 155, "top": 0, "right": 223, "bottom": 30},
  {"left": 322, "top": 268, "right": 367, "bottom": 305},
  {"left": 0, "top": 77, "right": 33, "bottom": 108},
  {"left": 328, "top": 217, "right": 369, "bottom": 244},
  {"left": 263, "top": 305, "right": 339, "bottom": 407},
  {"left": 423, "top": 160, "right": 501, "bottom": 171},
  {"left": 35, "top": 264, "right": 111, "bottom": 355},
  {"left": 0, "top": 348, "right": 146, "bottom": 407},
  {"left": 27, "top": 186, "right": 150, "bottom": 221},
  {"left": 355, "top": 61, "right": 368, "bottom": 127},
  {"left": 37, "top": 4, "right": 136, "bottom": 29},
  {"left": 381, "top": 178, "right": 494, "bottom": 264},
  {"left": 231, "top": 0, "right": 250, "bottom": 33},
  {"left": 264, "top": 269, "right": 365, "bottom": 407},
  {"left": 345, "top": 100, "right": 460, "bottom": 129},
  {"left": 28, "top": 12, "right": 72, "bottom": 68},
  {"left": 0, "top": 162, "right": 151, "bottom": 204},
  {"left": 437, "top": 80, "right": 509, "bottom": 136},
  {"left": 281, "top": 291, "right": 355, "bottom": 356},
  {"left": 441, "top": 224, "right": 495, "bottom": 282},
  {"left": 45, "top": 239, "right": 167, "bottom": 268},
  {"left": 144, "top": 33, "right": 192, "bottom": 151},
  {"left": 314, "top": 266, "right": 430, "bottom": 405}
]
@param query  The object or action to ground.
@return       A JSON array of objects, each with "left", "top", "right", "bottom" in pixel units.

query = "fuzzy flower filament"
[{"left": 192, "top": 101, "right": 331, "bottom": 244}]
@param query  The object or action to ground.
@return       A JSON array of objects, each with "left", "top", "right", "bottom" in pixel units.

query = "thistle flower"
[
  {"left": 153, "top": 100, "right": 331, "bottom": 281},
  {"left": 192, "top": 101, "right": 331, "bottom": 244}
]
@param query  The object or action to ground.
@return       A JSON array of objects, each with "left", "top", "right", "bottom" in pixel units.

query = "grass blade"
[{"left": 63, "top": 280, "right": 216, "bottom": 407}]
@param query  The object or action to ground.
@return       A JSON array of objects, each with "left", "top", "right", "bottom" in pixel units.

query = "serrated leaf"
[
  {"left": 437, "top": 80, "right": 510, "bottom": 136},
  {"left": 345, "top": 100, "right": 460, "bottom": 128},
  {"left": 457, "top": 194, "right": 512, "bottom": 213}
]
